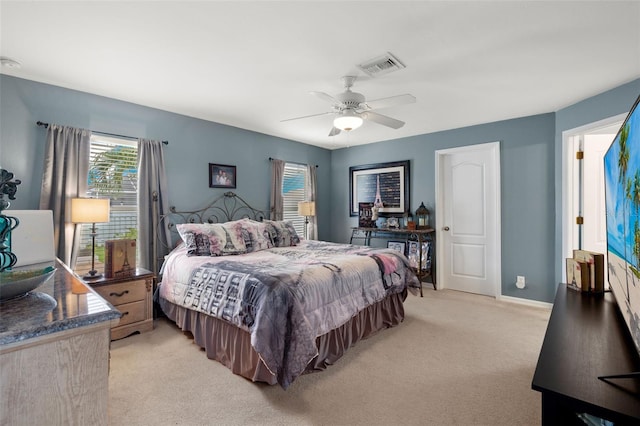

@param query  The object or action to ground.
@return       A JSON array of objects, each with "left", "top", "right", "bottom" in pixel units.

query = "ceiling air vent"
[{"left": 357, "top": 52, "right": 406, "bottom": 77}]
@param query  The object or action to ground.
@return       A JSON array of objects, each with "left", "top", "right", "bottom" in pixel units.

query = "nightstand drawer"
[
  {"left": 85, "top": 267, "right": 154, "bottom": 340},
  {"left": 115, "top": 300, "right": 146, "bottom": 326},
  {"left": 94, "top": 280, "right": 147, "bottom": 306}
]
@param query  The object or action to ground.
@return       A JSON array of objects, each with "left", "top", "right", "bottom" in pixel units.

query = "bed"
[{"left": 155, "top": 192, "right": 419, "bottom": 389}]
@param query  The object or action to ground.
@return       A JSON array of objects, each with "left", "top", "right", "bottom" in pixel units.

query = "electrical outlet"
[{"left": 516, "top": 275, "right": 526, "bottom": 289}]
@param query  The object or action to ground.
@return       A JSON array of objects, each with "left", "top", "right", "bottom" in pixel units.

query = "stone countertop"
[{"left": 0, "top": 259, "right": 121, "bottom": 346}]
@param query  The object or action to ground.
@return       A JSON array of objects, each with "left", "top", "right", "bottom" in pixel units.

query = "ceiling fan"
[{"left": 282, "top": 76, "right": 416, "bottom": 137}]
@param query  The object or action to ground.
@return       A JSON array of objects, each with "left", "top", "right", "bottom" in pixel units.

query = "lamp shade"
[
  {"left": 297, "top": 201, "right": 316, "bottom": 217},
  {"left": 333, "top": 110, "right": 363, "bottom": 132},
  {"left": 71, "top": 198, "right": 110, "bottom": 223}
]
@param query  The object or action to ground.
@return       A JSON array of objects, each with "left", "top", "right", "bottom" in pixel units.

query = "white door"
[
  {"left": 436, "top": 142, "right": 501, "bottom": 296},
  {"left": 562, "top": 114, "right": 625, "bottom": 287},
  {"left": 583, "top": 134, "right": 615, "bottom": 287}
]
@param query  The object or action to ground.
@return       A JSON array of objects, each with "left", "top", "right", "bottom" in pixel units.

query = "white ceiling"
[{"left": 1, "top": 1, "right": 639, "bottom": 150}]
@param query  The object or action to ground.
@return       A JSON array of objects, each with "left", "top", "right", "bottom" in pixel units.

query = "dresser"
[
  {"left": 87, "top": 267, "right": 154, "bottom": 340},
  {"left": 0, "top": 259, "right": 121, "bottom": 426}
]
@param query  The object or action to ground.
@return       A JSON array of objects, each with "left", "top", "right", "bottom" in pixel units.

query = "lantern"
[{"left": 415, "top": 202, "right": 429, "bottom": 229}]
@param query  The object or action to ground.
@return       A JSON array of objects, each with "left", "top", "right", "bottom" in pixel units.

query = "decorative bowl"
[{"left": 0, "top": 267, "right": 56, "bottom": 301}]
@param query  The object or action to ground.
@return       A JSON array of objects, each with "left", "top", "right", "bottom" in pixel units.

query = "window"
[
  {"left": 282, "top": 162, "right": 308, "bottom": 237},
  {"left": 77, "top": 135, "right": 138, "bottom": 265}
]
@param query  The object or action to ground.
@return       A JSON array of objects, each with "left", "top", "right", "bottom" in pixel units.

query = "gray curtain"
[
  {"left": 39, "top": 124, "right": 91, "bottom": 267},
  {"left": 270, "top": 158, "right": 285, "bottom": 220},
  {"left": 306, "top": 164, "right": 318, "bottom": 240},
  {"left": 137, "top": 138, "right": 171, "bottom": 275}
]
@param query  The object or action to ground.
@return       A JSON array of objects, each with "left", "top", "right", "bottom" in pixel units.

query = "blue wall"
[
  {"left": 0, "top": 75, "right": 332, "bottom": 240},
  {"left": 553, "top": 79, "right": 640, "bottom": 285},
  {"left": 330, "top": 114, "right": 557, "bottom": 302},
  {"left": 1, "top": 74, "right": 637, "bottom": 303},
  {"left": 329, "top": 79, "right": 639, "bottom": 303}
]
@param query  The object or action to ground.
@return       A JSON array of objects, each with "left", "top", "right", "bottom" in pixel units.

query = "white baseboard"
[{"left": 498, "top": 294, "right": 552, "bottom": 310}]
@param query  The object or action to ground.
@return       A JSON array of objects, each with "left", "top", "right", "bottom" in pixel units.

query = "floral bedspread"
[{"left": 159, "top": 239, "right": 418, "bottom": 388}]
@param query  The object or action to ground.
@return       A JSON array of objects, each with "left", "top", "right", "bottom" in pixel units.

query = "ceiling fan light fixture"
[{"left": 333, "top": 111, "right": 363, "bottom": 132}]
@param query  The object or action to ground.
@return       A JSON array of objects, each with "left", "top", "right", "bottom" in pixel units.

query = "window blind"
[
  {"left": 282, "top": 163, "right": 307, "bottom": 237},
  {"left": 78, "top": 135, "right": 139, "bottom": 258}
]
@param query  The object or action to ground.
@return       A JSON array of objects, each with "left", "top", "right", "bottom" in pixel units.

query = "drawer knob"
[
  {"left": 121, "top": 311, "right": 129, "bottom": 316},
  {"left": 110, "top": 290, "right": 129, "bottom": 297}
]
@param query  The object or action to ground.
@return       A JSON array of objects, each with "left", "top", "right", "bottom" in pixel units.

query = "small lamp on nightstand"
[
  {"left": 297, "top": 201, "right": 316, "bottom": 239},
  {"left": 71, "top": 198, "right": 110, "bottom": 280}
]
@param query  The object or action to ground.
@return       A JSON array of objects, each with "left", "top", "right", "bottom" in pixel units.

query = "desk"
[
  {"left": 531, "top": 285, "right": 640, "bottom": 425},
  {"left": 350, "top": 227, "right": 435, "bottom": 296}
]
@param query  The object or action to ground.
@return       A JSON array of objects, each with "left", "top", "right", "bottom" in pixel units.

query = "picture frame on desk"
[
  {"left": 407, "top": 241, "right": 419, "bottom": 255},
  {"left": 349, "top": 160, "right": 410, "bottom": 217},
  {"left": 408, "top": 240, "right": 431, "bottom": 269},
  {"left": 421, "top": 241, "right": 431, "bottom": 270},
  {"left": 387, "top": 241, "right": 406, "bottom": 255},
  {"left": 407, "top": 241, "right": 419, "bottom": 268},
  {"left": 104, "top": 239, "right": 136, "bottom": 279},
  {"left": 358, "top": 202, "right": 376, "bottom": 228}
]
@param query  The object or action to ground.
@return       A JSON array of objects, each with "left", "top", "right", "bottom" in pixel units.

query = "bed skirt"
[{"left": 158, "top": 288, "right": 408, "bottom": 386}]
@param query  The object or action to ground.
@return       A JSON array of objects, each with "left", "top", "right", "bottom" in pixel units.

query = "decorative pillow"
[
  {"left": 221, "top": 219, "right": 248, "bottom": 245},
  {"left": 263, "top": 220, "right": 300, "bottom": 247},
  {"left": 235, "top": 219, "right": 273, "bottom": 253},
  {"left": 176, "top": 223, "right": 247, "bottom": 256}
]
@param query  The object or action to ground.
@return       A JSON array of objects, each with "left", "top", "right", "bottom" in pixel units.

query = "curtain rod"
[
  {"left": 36, "top": 121, "right": 169, "bottom": 145},
  {"left": 269, "top": 157, "right": 318, "bottom": 168}
]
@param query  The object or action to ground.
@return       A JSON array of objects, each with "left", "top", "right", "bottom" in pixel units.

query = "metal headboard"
[{"left": 156, "top": 191, "right": 267, "bottom": 253}]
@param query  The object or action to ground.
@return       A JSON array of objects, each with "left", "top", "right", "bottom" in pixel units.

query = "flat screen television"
[{"left": 604, "top": 93, "right": 640, "bottom": 365}]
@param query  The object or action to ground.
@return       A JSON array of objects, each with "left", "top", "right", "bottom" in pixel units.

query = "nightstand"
[{"left": 86, "top": 268, "right": 154, "bottom": 340}]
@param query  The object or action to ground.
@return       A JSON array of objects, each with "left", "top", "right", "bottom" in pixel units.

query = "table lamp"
[
  {"left": 71, "top": 198, "right": 110, "bottom": 279},
  {"left": 297, "top": 201, "right": 316, "bottom": 239}
]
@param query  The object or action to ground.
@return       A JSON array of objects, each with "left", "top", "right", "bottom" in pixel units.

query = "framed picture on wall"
[
  {"left": 349, "top": 160, "right": 410, "bottom": 216},
  {"left": 209, "top": 163, "right": 236, "bottom": 188}
]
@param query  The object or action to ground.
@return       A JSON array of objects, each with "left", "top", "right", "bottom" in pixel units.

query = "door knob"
[{"left": 443, "top": 226, "right": 450, "bottom": 231}]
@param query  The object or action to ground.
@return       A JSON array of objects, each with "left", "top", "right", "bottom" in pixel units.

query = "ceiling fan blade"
[
  {"left": 281, "top": 111, "right": 333, "bottom": 123},
  {"left": 361, "top": 111, "right": 405, "bottom": 129},
  {"left": 310, "top": 91, "right": 338, "bottom": 105},
  {"left": 364, "top": 94, "right": 416, "bottom": 111},
  {"left": 328, "top": 126, "right": 341, "bottom": 137}
]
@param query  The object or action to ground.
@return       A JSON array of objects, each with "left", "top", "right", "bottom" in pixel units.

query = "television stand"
[
  {"left": 532, "top": 285, "right": 640, "bottom": 425},
  {"left": 597, "top": 372, "right": 640, "bottom": 403},
  {"left": 598, "top": 371, "right": 640, "bottom": 382}
]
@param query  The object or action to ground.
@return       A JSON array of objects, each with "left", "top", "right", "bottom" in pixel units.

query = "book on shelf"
[
  {"left": 104, "top": 239, "right": 136, "bottom": 279},
  {"left": 572, "top": 249, "right": 605, "bottom": 293},
  {"left": 566, "top": 258, "right": 589, "bottom": 292}
]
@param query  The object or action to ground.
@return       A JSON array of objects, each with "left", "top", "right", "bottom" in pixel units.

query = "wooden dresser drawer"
[
  {"left": 94, "top": 280, "right": 147, "bottom": 306},
  {"left": 115, "top": 300, "right": 146, "bottom": 326}
]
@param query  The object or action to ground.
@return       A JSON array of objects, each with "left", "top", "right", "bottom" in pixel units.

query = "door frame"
[
  {"left": 435, "top": 141, "right": 501, "bottom": 296},
  {"left": 561, "top": 113, "right": 625, "bottom": 281}
]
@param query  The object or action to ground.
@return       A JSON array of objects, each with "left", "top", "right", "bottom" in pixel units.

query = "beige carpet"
[{"left": 109, "top": 288, "right": 551, "bottom": 425}]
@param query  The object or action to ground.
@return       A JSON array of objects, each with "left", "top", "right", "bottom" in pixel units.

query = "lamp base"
[{"left": 83, "top": 271, "right": 103, "bottom": 280}]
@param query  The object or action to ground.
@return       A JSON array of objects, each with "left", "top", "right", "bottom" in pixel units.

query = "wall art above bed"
[
  {"left": 349, "top": 160, "right": 410, "bottom": 217},
  {"left": 209, "top": 163, "right": 237, "bottom": 188}
]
